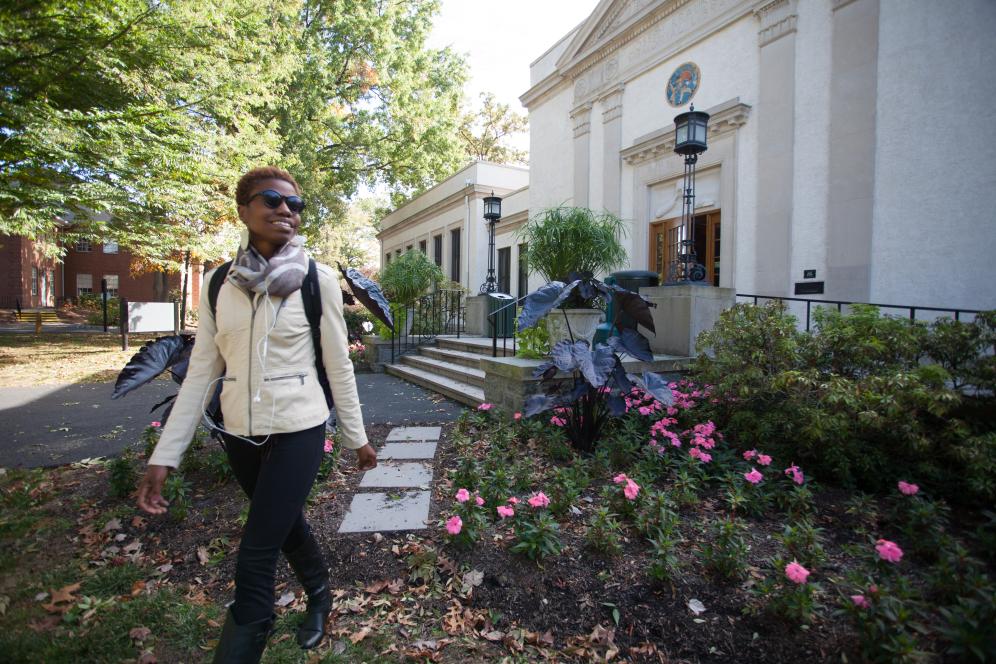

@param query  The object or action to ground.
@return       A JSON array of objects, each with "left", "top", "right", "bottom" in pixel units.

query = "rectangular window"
[
  {"left": 395, "top": 249, "right": 401, "bottom": 258},
  {"left": 77, "top": 273, "right": 93, "bottom": 295},
  {"left": 497, "top": 247, "right": 511, "bottom": 294},
  {"left": 450, "top": 229, "right": 461, "bottom": 283},
  {"left": 103, "top": 274, "right": 119, "bottom": 296},
  {"left": 517, "top": 243, "right": 529, "bottom": 299},
  {"left": 406, "top": 244, "right": 413, "bottom": 252},
  {"left": 385, "top": 253, "right": 391, "bottom": 265},
  {"left": 433, "top": 235, "right": 443, "bottom": 267},
  {"left": 31, "top": 267, "right": 38, "bottom": 296},
  {"left": 102, "top": 241, "right": 118, "bottom": 254},
  {"left": 419, "top": 240, "right": 427, "bottom": 254},
  {"left": 75, "top": 239, "right": 91, "bottom": 252}
]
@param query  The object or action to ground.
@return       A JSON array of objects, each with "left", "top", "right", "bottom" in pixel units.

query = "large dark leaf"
[
  {"left": 550, "top": 339, "right": 586, "bottom": 373},
  {"left": 631, "top": 371, "right": 675, "bottom": 406},
  {"left": 608, "top": 327, "right": 654, "bottom": 362},
  {"left": 516, "top": 280, "right": 579, "bottom": 330},
  {"left": 339, "top": 265, "right": 393, "bottom": 331},
  {"left": 611, "top": 363, "right": 633, "bottom": 393},
  {"left": 565, "top": 379, "right": 589, "bottom": 404},
  {"left": 524, "top": 394, "right": 559, "bottom": 417},
  {"left": 607, "top": 393, "right": 627, "bottom": 417},
  {"left": 149, "top": 394, "right": 176, "bottom": 414},
  {"left": 578, "top": 343, "right": 617, "bottom": 388},
  {"left": 112, "top": 335, "right": 193, "bottom": 399},
  {"left": 603, "top": 284, "right": 656, "bottom": 333},
  {"left": 532, "top": 361, "right": 559, "bottom": 381}
]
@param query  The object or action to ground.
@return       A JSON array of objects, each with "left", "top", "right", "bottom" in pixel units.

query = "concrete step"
[
  {"left": 419, "top": 346, "right": 486, "bottom": 370},
  {"left": 436, "top": 337, "right": 515, "bottom": 358},
  {"left": 400, "top": 354, "right": 485, "bottom": 387},
  {"left": 14, "top": 312, "right": 62, "bottom": 322},
  {"left": 385, "top": 363, "right": 484, "bottom": 407}
]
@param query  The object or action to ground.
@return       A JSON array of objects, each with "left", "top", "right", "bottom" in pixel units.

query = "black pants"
[{"left": 223, "top": 424, "right": 325, "bottom": 624}]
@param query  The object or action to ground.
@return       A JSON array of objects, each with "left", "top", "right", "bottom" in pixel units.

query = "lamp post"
[
  {"left": 668, "top": 105, "right": 710, "bottom": 283},
  {"left": 479, "top": 192, "right": 502, "bottom": 294}
]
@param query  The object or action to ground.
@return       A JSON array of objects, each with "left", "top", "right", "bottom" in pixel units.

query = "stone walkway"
[{"left": 337, "top": 425, "right": 441, "bottom": 534}]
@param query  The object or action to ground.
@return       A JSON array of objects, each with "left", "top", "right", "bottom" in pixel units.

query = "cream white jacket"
[{"left": 149, "top": 262, "right": 368, "bottom": 468}]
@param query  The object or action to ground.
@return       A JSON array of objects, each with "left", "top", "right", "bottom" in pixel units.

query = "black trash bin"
[
  {"left": 487, "top": 292, "right": 516, "bottom": 339},
  {"left": 607, "top": 270, "right": 659, "bottom": 333}
]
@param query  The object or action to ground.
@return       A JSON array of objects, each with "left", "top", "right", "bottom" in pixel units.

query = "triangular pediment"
[{"left": 555, "top": 0, "right": 664, "bottom": 71}]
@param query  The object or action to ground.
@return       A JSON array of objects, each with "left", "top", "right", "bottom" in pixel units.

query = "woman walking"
[{"left": 136, "top": 166, "right": 377, "bottom": 663}]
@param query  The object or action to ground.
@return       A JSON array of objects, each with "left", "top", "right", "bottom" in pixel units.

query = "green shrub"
[
  {"left": 106, "top": 452, "right": 137, "bottom": 499},
  {"left": 515, "top": 317, "right": 550, "bottom": 359},
  {"left": 379, "top": 250, "right": 444, "bottom": 306},
  {"left": 585, "top": 507, "right": 624, "bottom": 556},
  {"left": 161, "top": 473, "right": 191, "bottom": 522},
  {"left": 701, "top": 516, "right": 749, "bottom": 581},
  {"left": 517, "top": 206, "right": 627, "bottom": 285},
  {"left": 77, "top": 293, "right": 120, "bottom": 326}
]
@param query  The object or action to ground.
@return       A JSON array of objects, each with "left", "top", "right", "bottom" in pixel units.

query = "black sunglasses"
[{"left": 248, "top": 189, "right": 306, "bottom": 213}]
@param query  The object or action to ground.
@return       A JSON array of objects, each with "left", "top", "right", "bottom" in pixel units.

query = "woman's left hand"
[{"left": 355, "top": 444, "right": 377, "bottom": 471}]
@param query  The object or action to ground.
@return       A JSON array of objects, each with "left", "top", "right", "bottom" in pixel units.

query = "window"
[
  {"left": 75, "top": 239, "right": 91, "bottom": 252},
  {"left": 102, "top": 241, "right": 118, "bottom": 254},
  {"left": 77, "top": 273, "right": 93, "bottom": 295},
  {"left": 385, "top": 253, "right": 392, "bottom": 265},
  {"left": 103, "top": 275, "right": 119, "bottom": 296},
  {"left": 395, "top": 249, "right": 401, "bottom": 258},
  {"left": 31, "top": 267, "right": 38, "bottom": 296},
  {"left": 497, "top": 247, "right": 511, "bottom": 294},
  {"left": 518, "top": 243, "right": 529, "bottom": 299},
  {"left": 406, "top": 244, "right": 413, "bottom": 252},
  {"left": 450, "top": 229, "right": 461, "bottom": 283},
  {"left": 433, "top": 235, "right": 443, "bottom": 267},
  {"left": 419, "top": 240, "right": 427, "bottom": 254}
]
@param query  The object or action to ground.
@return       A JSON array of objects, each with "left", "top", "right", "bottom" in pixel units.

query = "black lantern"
[
  {"left": 673, "top": 105, "right": 709, "bottom": 156},
  {"left": 480, "top": 192, "right": 503, "bottom": 294},
  {"left": 667, "top": 105, "right": 711, "bottom": 284}
]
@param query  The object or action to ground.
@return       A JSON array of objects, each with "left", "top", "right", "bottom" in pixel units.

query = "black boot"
[
  {"left": 212, "top": 607, "right": 273, "bottom": 664},
  {"left": 284, "top": 537, "right": 332, "bottom": 650}
]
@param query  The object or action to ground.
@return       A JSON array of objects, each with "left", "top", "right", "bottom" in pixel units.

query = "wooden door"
[{"left": 650, "top": 212, "right": 721, "bottom": 285}]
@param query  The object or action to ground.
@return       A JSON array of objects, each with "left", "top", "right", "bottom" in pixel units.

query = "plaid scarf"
[{"left": 227, "top": 235, "right": 308, "bottom": 298}]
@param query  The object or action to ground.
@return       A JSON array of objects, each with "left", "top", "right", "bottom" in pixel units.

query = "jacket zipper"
[
  {"left": 247, "top": 290, "right": 261, "bottom": 436},
  {"left": 264, "top": 373, "right": 306, "bottom": 385}
]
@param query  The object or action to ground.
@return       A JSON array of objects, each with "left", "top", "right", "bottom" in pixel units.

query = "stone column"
[
  {"left": 754, "top": 0, "right": 799, "bottom": 295},
  {"left": 600, "top": 85, "right": 624, "bottom": 216},
  {"left": 571, "top": 102, "right": 593, "bottom": 207},
  {"left": 642, "top": 284, "right": 736, "bottom": 357}
]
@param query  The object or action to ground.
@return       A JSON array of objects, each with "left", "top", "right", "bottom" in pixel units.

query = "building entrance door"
[{"left": 650, "top": 211, "right": 721, "bottom": 286}]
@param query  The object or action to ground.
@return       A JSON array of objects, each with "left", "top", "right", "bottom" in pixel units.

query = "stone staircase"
[
  {"left": 385, "top": 337, "right": 511, "bottom": 407},
  {"left": 13, "top": 308, "right": 62, "bottom": 323}
]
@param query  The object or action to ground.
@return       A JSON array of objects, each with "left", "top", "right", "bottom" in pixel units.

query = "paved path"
[
  {"left": 338, "top": 426, "right": 442, "bottom": 533},
  {"left": 0, "top": 374, "right": 462, "bottom": 468}
]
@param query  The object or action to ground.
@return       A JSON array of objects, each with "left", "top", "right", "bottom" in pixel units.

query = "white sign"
[{"left": 126, "top": 302, "right": 177, "bottom": 333}]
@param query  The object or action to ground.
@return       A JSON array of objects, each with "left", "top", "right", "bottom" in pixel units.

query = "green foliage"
[
  {"left": 518, "top": 207, "right": 628, "bottom": 286},
  {"left": 701, "top": 516, "right": 749, "bottom": 581},
  {"left": 585, "top": 507, "right": 624, "bottom": 556},
  {"left": 634, "top": 489, "right": 680, "bottom": 540},
  {"left": 696, "top": 302, "right": 996, "bottom": 503},
  {"left": 547, "top": 464, "right": 590, "bottom": 516},
  {"left": 458, "top": 92, "right": 528, "bottom": 165},
  {"left": 840, "top": 576, "right": 930, "bottom": 664},
  {"left": 161, "top": 473, "right": 191, "bottom": 522},
  {"left": 203, "top": 446, "right": 233, "bottom": 485},
  {"left": 76, "top": 294, "right": 120, "bottom": 326},
  {"left": 515, "top": 317, "right": 551, "bottom": 359},
  {"left": 510, "top": 511, "right": 563, "bottom": 561},
  {"left": 379, "top": 249, "right": 445, "bottom": 306},
  {"left": 106, "top": 452, "right": 137, "bottom": 499},
  {"left": 752, "top": 558, "right": 819, "bottom": 625},
  {"left": 647, "top": 530, "right": 682, "bottom": 584},
  {"left": 777, "top": 519, "right": 826, "bottom": 568},
  {"left": 937, "top": 586, "right": 996, "bottom": 662},
  {"left": 141, "top": 425, "right": 160, "bottom": 459}
]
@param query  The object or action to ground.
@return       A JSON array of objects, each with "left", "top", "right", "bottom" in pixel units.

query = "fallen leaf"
[
  {"left": 331, "top": 640, "right": 348, "bottom": 655},
  {"left": 480, "top": 630, "right": 504, "bottom": 641},
  {"left": 688, "top": 598, "right": 706, "bottom": 615},
  {"left": 137, "top": 651, "right": 158, "bottom": 664},
  {"left": 131, "top": 516, "right": 147, "bottom": 528},
  {"left": 196, "top": 547, "right": 210, "bottom": 565},
  {"left": 349, "top": 627, "right": 371, "bottom": 644},
  {"left": 276, "top": 591, "right": 296, "bottom": 607},
  {"left": 130, "top": 626, "right": 152, "bottom": 641},
  {"left": 49, "top": 582, "right": 81, "bottom": 605},
  {"left": 102, "top": 518, "right": 122, "bottom": 533}
]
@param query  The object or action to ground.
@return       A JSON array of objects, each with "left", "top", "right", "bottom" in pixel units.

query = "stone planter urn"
[{"left": 545, "top": 308, "right": 604, "bottom": 345}]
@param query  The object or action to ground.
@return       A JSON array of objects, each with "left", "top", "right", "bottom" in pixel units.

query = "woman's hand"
[
  {"left": 355, "top": 444, "right": 377, "bottom": 471},
  {"left": 137, "top": 465, "right": 171, "bottom": 515}
]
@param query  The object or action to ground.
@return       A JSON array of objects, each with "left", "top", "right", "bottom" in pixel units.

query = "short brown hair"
[{"left": 235, "top": 167, "right": 301, "bottom": 205}]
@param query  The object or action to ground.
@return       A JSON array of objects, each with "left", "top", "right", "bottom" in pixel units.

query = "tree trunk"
[{"left": 180, "top": 249, "right": 191, "bottom": 329}]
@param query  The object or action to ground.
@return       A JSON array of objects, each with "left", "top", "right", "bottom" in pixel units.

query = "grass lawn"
[{"left": 0, "top": 333, "right": 163, "bottom": 387}]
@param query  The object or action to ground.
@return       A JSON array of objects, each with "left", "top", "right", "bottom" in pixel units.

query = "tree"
[
  {"left": 458, "top": 92, "right": 529, "bottom": 165},
  {"left": 311, "top": 196, "right": 382, "bottom": 271}
]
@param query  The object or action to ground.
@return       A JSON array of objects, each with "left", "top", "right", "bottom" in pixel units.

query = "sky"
[{"left": 427, "top": 0, "right": 601, "bottom": 115}]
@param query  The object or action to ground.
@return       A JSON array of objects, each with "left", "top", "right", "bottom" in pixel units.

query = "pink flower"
[
  {"left": 550, "top": 416, "right": 567, "bottom": 427},
  {"left": 455, "top": 488, "right": 470, "bottom": 503},
  {"left": 850, "top": 594, "right": 869, "bottom": 609},
  {"left": 445, "top": 515, "right": 462, "bottom": 535},
  {"left": 785, "top": 561, "right": 810, "bottom": 584},
  {"left": 897, "top": 481, "right": 919, "bottom": 496},
  {"left": 497, "top": 505, "right": 515, "bottom": 519},
  {"left": 150, "top": 421, "right": 161, "bottom": 428},
  {"left": 757, "top": 454, "right": 772, "bottom": 467},
  {"left": 513, "top": 412, "right": 522, "bottom": 421},
  {"left": 689, "top": 447, "right": 712, "bottom": 463},
  {"left": 875, "top": 539, "right": 904, "bottom": 563},
  {"left": 507, "top": 497, "right": 519, "bottom": 505},
  {"left": 613, "top": 473, "right": 629, "bottom": 485},
  {"left": 474, "top": 495, "right": 485, "bottom": 507},
  {"left": 623, "top": 479, "right": 640, "bottom": 500},
  {"left": 784, "top": 464, "right": 805, "bottom": 485},
  {"left": 324, "top": 438, "right": 335, "bottom": 454},
  {"left": 527, "top": 492, "right": 550, "bottom": 508},
  {"left": 743, "top": 449, "right": 757, "bottom": 461},
  {"left": 477, "top": 402, "right": 493, "bottom": 411},
  {"left": 638, "top": 406, "right": 653, "bottom": 416},
  {"left": 743, "top": 468, "right": 763, "bottom": 485}
]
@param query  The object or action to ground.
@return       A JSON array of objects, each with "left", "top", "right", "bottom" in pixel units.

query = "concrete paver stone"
[
  {"left": 338, "top": 491, "right": 431, "bottom": 533},
  {"left": 378, "top": 442, "right": 437, "bottom": 460},
  {"left": 359, "top": 462, "right": 433, "bottom": 488},
  {"left": 385, "top": 426, "right": 441, "bottom": 442}
]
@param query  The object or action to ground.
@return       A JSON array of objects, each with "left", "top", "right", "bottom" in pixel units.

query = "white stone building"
[{"left": 381, "top": 0, "right": 996, "bottom": 314}]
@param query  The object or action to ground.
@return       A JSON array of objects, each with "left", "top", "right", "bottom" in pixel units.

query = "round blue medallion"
[{"left": 666, "top": 62, "right": 701, "bottom": 108}]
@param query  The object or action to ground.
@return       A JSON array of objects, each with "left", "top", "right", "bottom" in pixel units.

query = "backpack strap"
[
  {"left": 208, "top": 261, "right": 232, "bottom": 321},
  {"left": 302, "top": 259, "right": 334, "bottom": 410}
]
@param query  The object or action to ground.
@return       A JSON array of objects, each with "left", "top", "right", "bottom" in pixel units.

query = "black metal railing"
[
  {"left": 0, "top": 295, "right": 23, "bottom": 312},
  {"left": 736, "top": 293, "right": 983, "bottom": 331},
  {"left": 487, "top": 294, "right": 529, "bottom": 358},
  {"left": 390, "top": 289, "right": 464, "bottom": 362}
]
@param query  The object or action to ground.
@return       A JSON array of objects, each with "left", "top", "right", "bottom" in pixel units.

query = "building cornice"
[
  {"left": 496, "top": 210, "right": 529, "bottom": 236},
  {"left": 621, "top": 98, "right": 751, "bottom": 165},
  {"left": 755, "top": 0, "right": 798, "bottom": 47},
  {"left": 377, "top": 186, "right": 505, "bottom": 241},
  {"left": 570, "top": 103, "right": 594, "bottom": 138}
]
